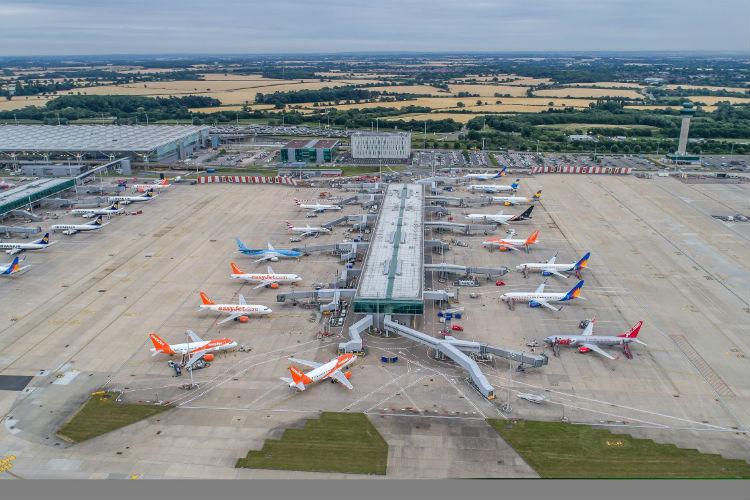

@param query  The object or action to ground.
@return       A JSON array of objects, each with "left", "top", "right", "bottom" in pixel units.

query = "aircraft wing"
[
  {"left": 252, "top": 254, "right": 273, "bottom": 263},
  {"left": 581, "top": 343, "right": 615, "bottom": 360},
  {"left": 547, "top": 255, "right": 557, "bottom": 265},
  {"left": 288, "top": 357, "right": 322, "bottom": 369},
  {"left": 238, "top": 294, "right": 247, "bottom": 306},
  {"left": 502, "top": 244, "right": 520, "bottom": 251},
  {"left": 329, "top": 369, "right": 354, "bottom": 390},
  {"left": 252, "top": 281, "right": 273, "bottom": 290},
  {"left": 534, "top": 282, "right": 547, "bottom": 294},
  {"left": 8, "top": 247, "right": 22, "bottom": 256},
  {"left": 535, "top": 300, "right": 560, "bottom": 312},
  {"left": 582, "top": 320, "right": 596, "bottom": 336},
  {"left": 218, "top": 313, "right": 243, "bottom": 325},
  {"left": 184, "top": 351, "right": 206, "bottom": 370},
  {"left": 186, "top": 330, "right": 205, "bottom": 343},
  {"left": 545, "top": 269, "right": 569, "bottom": 279}
]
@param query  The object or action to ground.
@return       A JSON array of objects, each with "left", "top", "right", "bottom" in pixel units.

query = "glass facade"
[{"left": 353, "top": 299, "right": 424, "bottom": 315}]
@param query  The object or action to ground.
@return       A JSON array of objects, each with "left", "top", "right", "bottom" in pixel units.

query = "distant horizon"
[
  {"left": 1, "top": 0, "right": 748, "bottom": 57},
  {"left": 1, "top": 49, "right": 749, "bottom": 61}
]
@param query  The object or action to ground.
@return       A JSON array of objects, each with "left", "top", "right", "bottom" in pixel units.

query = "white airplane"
[
  {"left": 516, "top": 252, "right": 590, "bottom": 279},
  {"left": 492, "top": 190, "right": 542, "bottom": 206},
  {"left": 501, "top": 280, "right": 585, "bottom": 312},
  {"left": 0, "top": 232, "right": 55, "bottom": 255},
  {"left": 544, "top": 320, "right": 645, "bottom": 360},
  {"left": 483, "top": 229, "right": 540, "bottom": 252},
  {"left": 0, "top": 256, "right": 31, "bottom": 277},
  {"left": 463, "top": 167, "right": 507, "bottom": 181},
  {"left": 517, "top": 392, "right": 547, "bottom": 404},
  {"left": 132, "top": 178, "right": 170, "bottom": 193},
  {"left": 286, "top": 221, "right": 331, "bottom": 238},
  {"left": 71, "top": 201, "right": 123, "bottom": 218},
  {"left": 229, "top": 262, "right": 302, "bottom": 289},
  {"left": 108, "top": 191, "right": 155, "bottom": 204},
  {"left": 465, "top": 206, "right": 534, "bottom": 225},
  {"left": 281, "top": 353, "right": 357, "bottom": 391},
  {"left": 467, "top": 179, "right": 520, "bottom": 193},
  {"left": 149, "top": 331, "right": 237, "bottom": 370},
  {"left": 294, "top": 198, "right": 341, "bottom": 213},
  {"left": 50, "top": 216, "right": 109, "bottom": 235},
  {"left": 198, "top": 291, "right": 272, "bottom": 325}
]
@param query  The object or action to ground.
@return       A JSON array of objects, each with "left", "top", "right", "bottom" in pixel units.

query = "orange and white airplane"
[
  {"left": 230, "top": 262, "right": 302, "bottom": 289},
  {"left": 483, "top": 229, "right": 540, "bottom": 252},
  {"left": 198, "top": 291, "right": 272, "bottom": 325},
  {"left": 281, "top": 353, "right": 357, "bottom": 391},
  {"left": 149, "top": 331, "right": 237, "bottom": 369},
  {"left": 132, "top": 178, "right": 170, "bottom": 193}
]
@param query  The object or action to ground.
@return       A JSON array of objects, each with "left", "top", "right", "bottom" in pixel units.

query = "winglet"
[
  {"left": 149, "top": 333, "right": 175, "bottom": 355},
  {"left": 199, "top": 291, "right": 215, "bottom": 305}
]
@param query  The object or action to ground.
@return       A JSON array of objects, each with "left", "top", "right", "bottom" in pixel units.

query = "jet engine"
[
  {"left": 577, "top": 346, "right": 590, "bottom": 353},
  {"left": 203, "top": 353, "right": 215, "bottom": 362},
  {"left": 239, "top": 316, "right": 249, "bottom": 323},
  {"left": 529, "top": 300, "right": 542, "bottom": 308},
  {"left": 344, "top": 371, "right": 352, "bottom": 379}
]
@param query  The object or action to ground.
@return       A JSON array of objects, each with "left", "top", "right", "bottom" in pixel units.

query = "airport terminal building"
[
  {"left": 0, "top": 125, "right": 210, "bottom": 164},
  {"left": 280, "top": 138, "right": 339, "bottom": 163}
]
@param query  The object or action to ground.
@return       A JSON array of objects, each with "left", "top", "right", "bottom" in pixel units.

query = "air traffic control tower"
[
  {"left": 666, "top": 102, "right": 700, "bottom": 164},
  {"left": 354, "top": 183, "right": 424, "bottom": 316}
]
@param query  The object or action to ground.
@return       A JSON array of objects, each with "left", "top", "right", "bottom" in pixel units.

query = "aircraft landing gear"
[{"left": 623, "top": 344, "right": 633, "bottom": 360}]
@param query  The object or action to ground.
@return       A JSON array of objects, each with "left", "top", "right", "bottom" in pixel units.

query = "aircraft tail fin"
[
  {"left": 620, "top": 320, "right": 644, "bottom": 338},
  {"left": 519, "top": 205, "right": 534, "bottom": 219},
  {"left": 235, "top": 237, "right": 249, "bottom": 252},
  {"left": 149, "top": 333, "right": 175, "bottom": 355},
  {"left": 510, "top": 179, "right": 520, "bottom": 189},
  {"left": 562, "top": 280, "right": 584, "bottom": 301},
  {"left": 574, "top": 252, "right": 591, "bottom": 270},
  {"left": 93, "top": 215, "right": 104, "bottom": 225},
  {"left": 2, "top": 256, "right": 19, "bottom": 275},
  {"left": 533, "top": 190, "right": 542, "bottom": 199},
  {"left": 230, "top": 262, "right": 243, "bottom": 275},
  {"left": 293, "top": 198, "right": 301, "bottom": 206},
  {"left": 525, "top": 230, "right": 540, "bottom": 245},
  {"left": 39, "top": 232, "right": 50, "bottom": 245},
  {"left": 288, "top": 365, "right": 311, "bottom": 387},
  {"left": 199, "top": 291, "right": 215, "bottom": 305}
]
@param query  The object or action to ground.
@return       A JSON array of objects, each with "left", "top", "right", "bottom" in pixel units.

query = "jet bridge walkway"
[
  {"left": 382, "top": 315, "right": 547, "bottom": 399},
  {"left": 425, "top": 263, "right": 509, "bottom": 277},
  {"left": 424, "top": 221, "right": 497, "bottom": 235}
]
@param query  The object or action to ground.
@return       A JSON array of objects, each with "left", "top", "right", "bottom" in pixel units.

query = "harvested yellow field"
[
  {"left": 54, "top": 78, "right": 384, "bottom": 105},
  {"left": 199, "top": 73, "right": 271, "bottom": 81},
  {"left": 0, "top": 95, "right": 54, "bottom": 111},
  {"left": 682, "top": 95, "right": 750, "bottom": 105},
  {"left": 463, "top": 102, "right": 592, "bottom": 113},
  {"left": 368, "top": 85, "right": 452, "bottom": 96},
  {"left": 569, "top": 81, "right": 645, "bottom": 89},
  {"left": 385, "top": 112, "right": 486, "bottom": 123},
  {"left": 450, "top": 74, "right": 551, "bottom": 86},
  {"left": 664, "top": 84, "right": 750, "bottom": 93},
  {"left": 533, "top": 87, "right": 643, "bottom": 99},
  {"left": 506, "top": 77, "right": 554, "bottom": 86},
  {"left": 448, "top": 84, "right": 529, "bottom": 97},
  {"left": 303, "top": 96, "right": 594, "bottom": 112}
]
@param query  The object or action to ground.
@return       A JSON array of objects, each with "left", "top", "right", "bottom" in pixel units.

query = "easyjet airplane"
[
  {"left": 281, "top": 353, "right": 357, "bottom": 391},
  {"left": 198, "top": 291, "right": 272, "bottom": 324},
  {"left": 230, "top": 262, "right": 302, "bottom": 289},
  {"left": 483, "top": 229, "right": 540, "bottom": 252},
  {"left": 132, "top": 178, "right": 170, "bottom": 193},
  {"left": 149, "top": 331, "right": 237, "bottom": 369}
]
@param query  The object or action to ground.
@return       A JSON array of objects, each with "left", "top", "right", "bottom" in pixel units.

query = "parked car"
[
  {"left": 451, "top": 324, "right": 464, "bottom": 332},
  {"left": 495, "top": 280, "right": 506, "bottom": 286}
]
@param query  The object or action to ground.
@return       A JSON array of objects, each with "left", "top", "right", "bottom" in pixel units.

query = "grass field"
[
  {"left": 236, "top": 412, "right": 388, "bottom": 474},
  {"left": 536, "top": 123, "right": 658, "bottom": 131},
  {"left": 57, "top": 391, "right": 171, "bottom": 443},
  {"left": 570, "top": 82, "right": 646, "bottom": 89},
  {"left": 386, "top": 112, "right": 487, "bottom": 123},
  {"left": 488, "top": 419, "right": 750, "bottom": 479},
  {"left": 664, "top": 84, "right": 750, "bottom": 93}
]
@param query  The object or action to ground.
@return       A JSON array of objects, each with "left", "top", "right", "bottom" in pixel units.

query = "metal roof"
[
  {"left": 356, "top": 183, "right": 423, "bottom": 303},
  {"left": 0, "top": 178, "right": 74, "bottom": 215},
  {"left": 0, "top": 125, "right": 209, "bottom": 153}
]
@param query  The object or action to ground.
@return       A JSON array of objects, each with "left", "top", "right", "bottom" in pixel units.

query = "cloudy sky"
[{"left": 0, "top": 0, "right": 747, "bottom": 56}]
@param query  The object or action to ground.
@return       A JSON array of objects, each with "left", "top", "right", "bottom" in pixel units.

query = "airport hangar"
[
  {"left": 0, "top": 124, "right": 211, "bottom": 164},
  {"left": 277, "top": 182, "right": 548, "bottom": 401}
]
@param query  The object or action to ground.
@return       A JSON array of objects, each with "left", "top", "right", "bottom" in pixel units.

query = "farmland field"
[
  {"left": 385, "top": 112, "right": 487, "bottom": 123},
  {"left": 533, "top": 87, "right": 643, "bottom": 99},
  {"left": 664, "top": 84, "right": 750, "bottom": 93},
  {"left": 569, "top": 81, "right": 646, "bottom": 89},
  {"left": 448, "top": 84, "right": 530, "bottom": 97}
]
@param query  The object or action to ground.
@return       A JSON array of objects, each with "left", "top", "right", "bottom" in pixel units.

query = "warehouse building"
[
  {"left": 21, "top": 163, "right": 85, "bottom": 177},
  {"left": 351, "top": 131, "right": 411, "bottom": 160},
  {"left": 280, "top": 139, "right": 339, "bottom": 163},
  {"left": 0, "top": 125, "right": 210, "bottom": 164}
]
